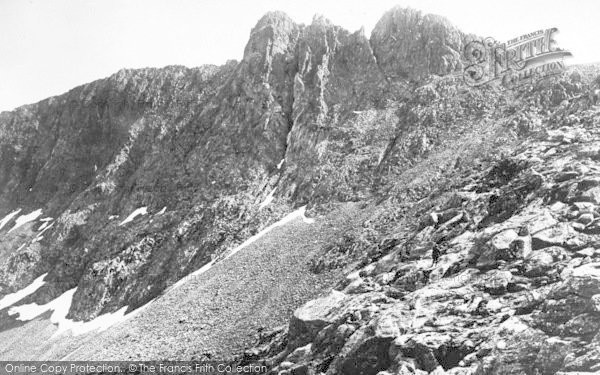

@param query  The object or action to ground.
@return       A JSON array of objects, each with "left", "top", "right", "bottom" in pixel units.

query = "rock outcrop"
[
  {"left": 370, "top": 7, "right": 465, "bottom": 81},
  {"left": 237, "top": 71, "right": 600, "bottom": 373}
]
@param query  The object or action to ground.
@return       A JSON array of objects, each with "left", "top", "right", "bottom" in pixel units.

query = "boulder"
[
  {"left": 523, "top": 250, "right": 556, "bottom": 277},
  {"left": 533, "top": 337, "right": 575, "bottom": 374},
  {"left": 491, "top": 230, "right": 519, "bottom": 251},
  {"left": 334, "top": 311, "right": 411, "bottom": 375},
  {"left": 288, "top": 290, "right": 348, "bottom": 348},
  {"left": 523, "top": 246, "right": 569, "bottom": 277},
  {"left": 429, "top": 252, "right": 464, "bottom": 282},
  {"left": 578, "top": 187, "right": 600, "bottom": 205},
  {"left": 577, "top": 178, "right": 600, "bottom": 191},
  {"left": 476, "top": 230, "right": 519, "bottom": 269},
  {"left": 473, "top": 321, "right": 547, "bottom": 375},
  {"left": 533, "top": 263, "right": 600, "bottom": 335},
  {"left": 476, "top": 270, "right": 513, "bottom": 295},
  {"left": 532, "top": 223, "right": 577, "bottom": 250},
  {"left": 391, "top": 333, "right": 453, "bottom": 372},
  {"left": 577, "top": 213, "right": 595, "bottom": 225}
]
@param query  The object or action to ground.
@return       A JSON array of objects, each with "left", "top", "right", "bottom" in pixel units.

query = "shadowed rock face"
[
  {"left": 0, "top": 65, "right": 226, "bottom": 214},
  {"left": 0, "top": 64, "right": 239, "bottom": 316}
]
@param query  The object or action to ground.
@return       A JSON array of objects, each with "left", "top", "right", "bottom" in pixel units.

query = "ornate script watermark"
[{"left": 463, "top": 28, "right": 572, "bottom": 88}]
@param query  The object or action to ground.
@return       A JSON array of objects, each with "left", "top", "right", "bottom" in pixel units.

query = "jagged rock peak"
[
  {"left": 243, "top": 6, "right": 468, "bottom": 82},
  {"left": 253, "top": 10, "right": 296, "bottom": 29},
  {"left": 310, "top": 14, "right": 334, "bottom": 27},
  {"left": 243, "top": 11, "right": 301, "bottom": 60},
  {"left": 370, "top": 6, "right": 465, "bottom": 80}
]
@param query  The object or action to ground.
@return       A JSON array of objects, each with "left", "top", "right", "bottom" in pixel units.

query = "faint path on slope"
[{"left": 57, "top": 203, "right": 364, "bottom": 360}]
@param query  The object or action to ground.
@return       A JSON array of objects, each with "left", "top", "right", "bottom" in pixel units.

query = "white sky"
[{"left": 1, "top": 0, "right": 599, "bottom": 113}]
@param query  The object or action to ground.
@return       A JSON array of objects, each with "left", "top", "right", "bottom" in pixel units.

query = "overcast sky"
[{"left": 1, "top": 0, "right": 599, "bottom": 113}]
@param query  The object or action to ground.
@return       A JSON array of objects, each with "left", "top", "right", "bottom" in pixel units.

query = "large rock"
[
  {"left": 476, "top": 229, "right": 523, "bottom": 269},
  {"left": 578, "top": 187, "right": 600, "bottom": 205},
  {"left": 532, "top": 223, "right": 578, "bottom": 250},
  {"left": 288, "top": 291, "right": 389, "bottom": 350},
  {"left": 288, "top": 290, "right": 349, "bottom": 348},
  {"left": 533, "top": 263, "right": 600, "bottom": 336},
  {"left": 533, "top": 337, "right": 575, "bottom": 374},
  {"left": 523, "top": 246, "right": 569, "bottom": 277},
  {"left": 475, "top": 270, "right": 513, "bottom": 295},
  {"left": 474, "top": 319, "right": 547, "bottom": 375}
]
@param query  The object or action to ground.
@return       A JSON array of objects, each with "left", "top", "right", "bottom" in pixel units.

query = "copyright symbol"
[{"left": 129, "top": 364, "right": 137, "bottom": 372}]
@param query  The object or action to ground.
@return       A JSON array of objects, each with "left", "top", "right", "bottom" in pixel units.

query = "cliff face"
[
  {"left": 0, "top": 7, "right": 465, "bottom": 322},
  {"left": 0, "top": 5, "right": 460, "bottom": 319}
]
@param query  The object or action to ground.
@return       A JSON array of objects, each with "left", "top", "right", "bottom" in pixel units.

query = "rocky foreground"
[{"left": 237, "top": 76, "right": 600, "bottom": 374}]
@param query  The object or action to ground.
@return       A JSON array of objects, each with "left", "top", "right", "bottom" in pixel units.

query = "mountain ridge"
[
  {"left": 0, "top": 7, "right": 466, "bottom": 320},
  {"left": 0, "top": 5, "right": 599, "bottom": 374}
]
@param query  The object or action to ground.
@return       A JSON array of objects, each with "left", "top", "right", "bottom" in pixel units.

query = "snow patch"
[
  {"left": 277, "top": 159, "right": 285, "bottom": 169},
  {"left": 37, "top": 219, "right": 54, "bottom": 232},
  {"left": 0, "top": 209, "right": 22, "bottom": 230},
  {"left": 38, "top": 222, "right": 54, "bottom": 237},
  {"left": 0, "top": 273, "right": 47, "bottom": 311},
  {"left": 38, "top": 223, "right": 54, "bottom": 236},
  {"left": 170, "top": 205, "right": 315, "bottom": 291},
  {"left": 156, "top": 206, "right": 167, "bottom": 215},
  {"left": 8, "top": 206, "right": 317, "bottom": 336},
  {"left": 258, "top": 187, "right": 277, "bottom": 210},
  {"left": 9, "top": 288, "right": 75, "bottom": 323},
  {"left": 8, "top": 287, "right": 151, "bottom": 337},
  {"left": 303, "top": 216, "right": 315, "bottom": 224},
  {"left": 119, "top": 207, "right": 148, "bottom": 226},
  {"left": 8, "top": 209, "right": 43, "bottom": 233},
  {"left": 224, "top": 205, "right": 314, "bottom": 260}
]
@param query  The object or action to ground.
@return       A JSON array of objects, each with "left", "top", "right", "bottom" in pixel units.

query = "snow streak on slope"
[
  {"left": 0, "top": 274, "right": 47, "bottom": 311},
  {"left": 9, "top": 288, "right": 76, "bottom": 330},
  {"left": 8, "top": 209, "right": 43, "bottom": 233},
  {"left": 37, "top": 219, "right": 54, "bottom": 232},
  {"left": 258, "top": 187, "right": 277, "bottom": 210},
  {"left": 39, "top": 222, "right": 54, "bottom": 235},
  {"left": 0, "top": 209, "right": 22, "bottom": 231},
  {"left": 171, "top": 205, "right": 315, "bottom": 290},
  {"left": 119, "top": 207, "right": 148, "bottom": 226},
  {"left": 6, "top": 207, "right": 315, "bottom": 338}
]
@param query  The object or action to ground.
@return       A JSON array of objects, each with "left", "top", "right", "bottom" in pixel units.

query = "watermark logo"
[{"left": 463, "top": 28, "right": 572, "bottom": 88}]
